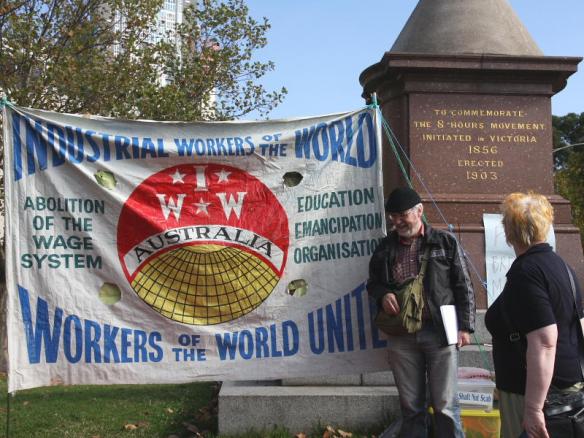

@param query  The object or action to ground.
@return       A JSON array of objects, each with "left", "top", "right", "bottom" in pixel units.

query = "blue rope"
[
  {"left": 0, "top": 95, "right": 13, "bottom": 109},
  {"left": 366, "top": 92, "right": 379, "bottom": 110}
]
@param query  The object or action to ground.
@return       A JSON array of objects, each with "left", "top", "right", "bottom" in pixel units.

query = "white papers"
[{"left": 440, "top": 305, "right": 458, "bottom": 345}]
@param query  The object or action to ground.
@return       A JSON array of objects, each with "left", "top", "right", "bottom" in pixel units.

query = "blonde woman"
[{"left": 485, "top": 193, "right": 584, "bottom": 438}]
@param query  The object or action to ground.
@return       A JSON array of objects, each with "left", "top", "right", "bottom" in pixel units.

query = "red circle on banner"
[{"left": 116, "top": 164, "right": 289, "bottom": 325}]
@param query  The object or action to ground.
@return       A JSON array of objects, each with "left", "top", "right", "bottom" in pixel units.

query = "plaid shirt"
[
  {"left": 392, "top": 236, "right": 423, "bottom": 283},
  {"left": 392, "top": 225, "right": 431, "bottom": 320}
]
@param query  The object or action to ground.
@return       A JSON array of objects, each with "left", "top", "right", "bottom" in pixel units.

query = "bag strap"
[
  {"left": 384, "top": 236, "right": 430, "bottom": 285},
  {"left": 418, "top": 245, "right": 431, "bottom": 279},
  {"left": 564, "top": 261, "right": 584, "bottom": 380},
  {"left": 565, "top": 262, "right": 582, "bottom": 320}
]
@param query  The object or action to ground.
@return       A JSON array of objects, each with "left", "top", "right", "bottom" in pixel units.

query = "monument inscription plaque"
[{"left": 409, "top": 94, "right": 552, "bottom": 194}]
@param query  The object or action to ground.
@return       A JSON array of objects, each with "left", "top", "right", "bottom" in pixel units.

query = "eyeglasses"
[{"left": 388, "top": 207, "right": 416, "bottom": 221}]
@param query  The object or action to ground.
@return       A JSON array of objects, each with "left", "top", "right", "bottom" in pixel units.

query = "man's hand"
[
  {"left": 382, "top": 293, "right": 400, "bottom": 315},
  {"left": 457, "top": 330, "right": 471, "bottom": 348}
]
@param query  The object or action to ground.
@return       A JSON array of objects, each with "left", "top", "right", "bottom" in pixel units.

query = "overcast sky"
[{"left": 245, "top": 0, "right": 583, "bottom": 119}]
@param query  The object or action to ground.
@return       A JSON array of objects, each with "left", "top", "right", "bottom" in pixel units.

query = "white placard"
[
  {"left": 483, "top": 213, "right": 555, "bottom": 306},
  {"left": 457, "top": 391, "right": 493, "bottom": 407}
]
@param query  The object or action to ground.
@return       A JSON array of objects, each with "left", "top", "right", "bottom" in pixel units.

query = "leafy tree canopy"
[
  {"left": 0, "top": 0, "right": 286, "bottom": 240},
  {"left": 553, "top": 112, "right": 584, "bottom": 243},
  {"left": 553, "top": 112, "right": 584, "bottom": 169},
  {"left": 0, "top": 0, "right": 286, "bottom": 121}
]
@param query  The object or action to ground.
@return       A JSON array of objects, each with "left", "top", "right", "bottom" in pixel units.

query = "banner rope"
[
  {"left": 553, "top": 142, "right": 584, "bottom": 153},
  {"left": 370, "top": 101, "right": 494, "bottom": 373},
  {"left": 0, "top": 94, "right": 15, "bottom": 110}
]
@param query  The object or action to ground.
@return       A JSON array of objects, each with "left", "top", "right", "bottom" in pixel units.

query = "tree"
[
  {"left": 553, "top": 113, "right": 584, "bottom": 169},
  {"left": 553, "top": 112, "right": 584, "bottom": 244},
  {"left": 0, "top": 0, "right": 286, "bottom": 120},
  {"left": 0, "top": 0, "right": 287, "bottom": 230},
  {"left": 153, "top": 0, "right": 287, "bottom": 121}
]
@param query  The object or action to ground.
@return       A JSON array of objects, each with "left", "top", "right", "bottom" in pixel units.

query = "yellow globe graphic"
[{"left": 131, "top": 244, "right": 279, "bottom": 325}]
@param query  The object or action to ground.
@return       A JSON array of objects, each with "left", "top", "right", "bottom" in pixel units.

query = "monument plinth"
[{"left": 360, "top": 0, "right": 583, "bottom": 308}]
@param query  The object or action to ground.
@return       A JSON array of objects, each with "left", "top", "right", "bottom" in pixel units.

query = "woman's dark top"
[{"left": 485, "top": 243, "right": 584, "bottom": 394}]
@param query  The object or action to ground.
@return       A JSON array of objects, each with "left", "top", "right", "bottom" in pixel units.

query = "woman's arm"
[{"left": 523, "top": 324, "right": 558, "bottom": 438}]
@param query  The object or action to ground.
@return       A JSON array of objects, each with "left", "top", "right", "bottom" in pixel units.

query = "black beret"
[{"left": 385, "top": 187, "right": 422, "bottom": 213}]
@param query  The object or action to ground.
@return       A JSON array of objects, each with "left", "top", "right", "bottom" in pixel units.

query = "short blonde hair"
[{"left": 501, "top": 192, "right": 554, "bottom": 247}]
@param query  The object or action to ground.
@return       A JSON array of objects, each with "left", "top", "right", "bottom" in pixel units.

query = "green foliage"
[
  {"left": 553, "top": 112, "right": 584, "bottom": 244},
  {"left": 0, "top": 0, "right": 286, "bottom": 120},
  {"left": 0, "top": 0, "right": 286, "bottom": 225},
  {"left": 153, "top": 0, "right": 287, "bottom": 120},
  {"left": 553, "top": 112, "right": 584, "bottom": 169}
]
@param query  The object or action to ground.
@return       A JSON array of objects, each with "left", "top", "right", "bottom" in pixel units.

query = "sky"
[{"left": 245, "top": 0, "right": 583, "bottom": 120}]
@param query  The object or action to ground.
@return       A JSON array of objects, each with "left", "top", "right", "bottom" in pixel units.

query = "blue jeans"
[{"left": 387, "top": 323, "right": 464, "bottom": 438}]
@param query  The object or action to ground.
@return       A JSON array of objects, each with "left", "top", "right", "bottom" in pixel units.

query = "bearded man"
[{"left": 367, "top": 187, "right": 476, "bottom": 438}]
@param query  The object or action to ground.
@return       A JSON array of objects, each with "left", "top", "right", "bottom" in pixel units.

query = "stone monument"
[
  {"left": 218, "top": 1, "right": 583, "bottom": 433},
  {"left": 360, "top": 0, "right": 584, "bottom": 306}
]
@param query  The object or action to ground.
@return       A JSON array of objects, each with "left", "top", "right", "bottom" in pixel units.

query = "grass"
[
  {"left": 0, "top": 374, "right": 218, "bottom": 437},
  {"left": 0, "top": 375, "right": 387, "bottom": 437}
]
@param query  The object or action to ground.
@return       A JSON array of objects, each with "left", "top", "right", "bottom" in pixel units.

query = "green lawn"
[
  {"left": 0, "top": 375, "right": 384, "bottom": 437},
  {"left": 0, "top": 374, "right": 217, "bottom": 437}
]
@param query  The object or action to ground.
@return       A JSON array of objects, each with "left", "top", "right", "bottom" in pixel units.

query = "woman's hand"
[{"left": 522, "top": 407, "right": 548, "bottom": 438}]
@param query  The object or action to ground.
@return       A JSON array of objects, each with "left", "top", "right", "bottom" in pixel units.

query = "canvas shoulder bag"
[{"left": 374, "top": 246, "right": 430, "bottom": 336}]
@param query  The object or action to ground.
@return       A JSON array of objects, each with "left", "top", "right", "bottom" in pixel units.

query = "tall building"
[
  {"left": 147, "top": 0, "right": 192, "bottom": 47},
  {"left": 111, "top": 0, "right": 217, "bottom": 117},
  {"left": 112, "top": 0, "right": 193, "bottom": 59}
]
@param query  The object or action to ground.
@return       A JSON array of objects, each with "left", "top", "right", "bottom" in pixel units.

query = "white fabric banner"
[{"left": 3, "top": 105, "right": 390, "bottom": 391}]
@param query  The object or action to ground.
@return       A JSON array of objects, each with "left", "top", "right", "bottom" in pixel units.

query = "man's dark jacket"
[{"left": 367, "top": 224, "right": 476, "bottom": 343}]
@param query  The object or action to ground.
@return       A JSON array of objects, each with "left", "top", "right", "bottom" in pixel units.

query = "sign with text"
[
  {"left": 409, "top": 94, "right": 553, "bottom": 194},
  {"left": 3, "top": 105, "right": 388, "bottom": 392},
  {"left": 483, "top": 213, "right": 555, "bottom": 305}
]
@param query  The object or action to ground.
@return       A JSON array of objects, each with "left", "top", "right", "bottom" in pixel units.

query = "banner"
[{"left": 3, "top": 105, "right": 389, "bottom": 392}]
